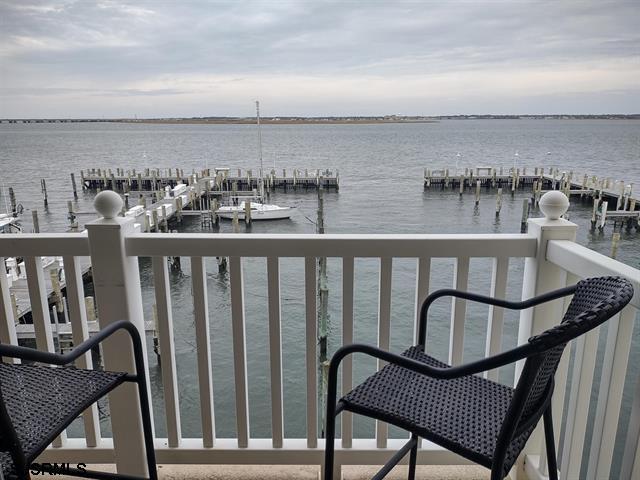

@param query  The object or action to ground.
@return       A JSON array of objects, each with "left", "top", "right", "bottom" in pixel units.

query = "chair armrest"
[
  {"left": 417, "top": 284, "right": 577, "bottom": 346},
  {"left": 0, "top": 320, "right": 143, "bottom": 371}
]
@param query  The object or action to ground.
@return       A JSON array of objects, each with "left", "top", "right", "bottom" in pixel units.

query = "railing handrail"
[
  {"left": 124, "top": 232, "right": 537, "bottom": 258},
  {"left": 0, "top": 232, "right": 89, "bottom": 256},
  {"left": 547, "top": 239, "right": 640, "bottom": 308}
]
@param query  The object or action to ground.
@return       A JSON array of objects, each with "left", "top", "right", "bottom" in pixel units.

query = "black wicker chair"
[
  {"left": 0, "top": 320, "right": 157, "bottom": 480},
  {"left": 324, "top": 276, "right": 634, "bottom": 480}
]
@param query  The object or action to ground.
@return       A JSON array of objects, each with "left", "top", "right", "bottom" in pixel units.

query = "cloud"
[{"left": 0, "top": 0, "right": 638, "bottom": 116}]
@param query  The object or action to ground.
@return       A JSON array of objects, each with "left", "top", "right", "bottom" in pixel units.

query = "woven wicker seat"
[
  {"left": 0, "top": 320, "right": 157, "bottom": 480},
  {"left": 342, "top": 346, "right": 516, "bottom": 469},
  {"left": 323, "top": 276, "right": 634, "bottom": 480},
  {"left": 0, "top": 362, "right": 126, "bottom": 476}
]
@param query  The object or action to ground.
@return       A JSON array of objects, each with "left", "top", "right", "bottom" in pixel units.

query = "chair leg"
[
  {"left": 324, "top": 404, "right": 339, "bottom": 480},
  {"left": 137, "top": 377, "right": 158, "bottom": 480},
  {"left": 407, "top": 434, "right": 418, "bottom": 480},
  {"left": 543, "top": 405, "right": 559, "bottom": 480}
]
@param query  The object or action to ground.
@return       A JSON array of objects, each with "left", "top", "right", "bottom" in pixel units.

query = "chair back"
[
  {"left": 496, "top": 276, "right": 634, "bottom": 474},
  {"left": 0, "top": 367, "right": 26, "bottom": 476}
]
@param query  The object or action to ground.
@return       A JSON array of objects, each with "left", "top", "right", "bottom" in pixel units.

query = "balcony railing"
[{"left": 0, "top": 194, "right": 639, "bottom": 480}]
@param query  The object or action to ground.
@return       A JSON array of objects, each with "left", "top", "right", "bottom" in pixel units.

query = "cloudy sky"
[{"left": 0, "top": 0, "right": 638, "bottom": 117}]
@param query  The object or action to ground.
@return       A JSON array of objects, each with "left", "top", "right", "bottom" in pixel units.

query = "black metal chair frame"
[
  {"left": 0, "top": 320, "right": 157, "bottom": 480},
  {"left": 324, "top": 279, "right": 633, "bottom": 480}
]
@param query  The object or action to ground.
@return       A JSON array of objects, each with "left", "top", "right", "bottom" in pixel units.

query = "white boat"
[
  {"left": 219, "top": 101, "right": 293, "bottom": 222},
  {"left": 217, "top": 201, "right": 292, "bottom": 220},
  {"left": 0, "top": 214, "right": 21, "bottom": 234}
]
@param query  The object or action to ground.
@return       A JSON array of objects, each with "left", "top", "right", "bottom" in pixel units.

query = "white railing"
[{"left": 0, "top": 193, "right": 639, "bottom": 479}]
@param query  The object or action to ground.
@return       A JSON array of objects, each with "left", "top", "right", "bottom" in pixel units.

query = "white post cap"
[
  {"left": 94, "top": 190, "right": 124, "bottom": 219},
  {"left": 539, "top": 191, "right": 569, "bottom": 220}
]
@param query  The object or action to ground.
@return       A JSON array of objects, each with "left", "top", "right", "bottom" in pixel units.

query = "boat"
[
  {"left": 0, "top": 214, "right": 21, "bottom": 234},
  {"left": 217, "top": 201, "right": 292, "bottom": 220},
  {"left": 218, "top": 101, "right": 293, "bottom": 221}
]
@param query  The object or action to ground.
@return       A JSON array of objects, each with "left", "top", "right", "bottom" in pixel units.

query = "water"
[{"left": 1, "top": 120, "right": 639, "bottom": 473}]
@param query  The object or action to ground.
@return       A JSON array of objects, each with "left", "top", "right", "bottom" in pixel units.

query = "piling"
[
  {"left": 611, "top": 232, "right": 620, "bottom": 259},
  {"left": 124, "top": 193, "right": 129, "bottom": 210},
  {"left": 520, "top": 199, "right": 530, "bottom": 233},
  {"left": 31, "top": 210, "right": 39, "bottom": 233},
  {"left": 70, "top": 173, "right": 78, "bottom": 199},
  {"left": 599, "top": 201, "right": 609, "bottom": 230},
  {"left": 495, "top": 188, "right": 503, "bottom": 216},
  {"left": 211, "top": 198, "right": 219, "bottom": 227},
  {"left": 161, "top": 205, "right": 168, "bottom": 232},
  {"left": 459, "top": 175, "right": 464, "bottom": 196},
  {"left": 475, "top": 180, "right": 481, "bottom": 205},
  {"left": 232, "top": 211, "right": 240, "bottom": 233},
  {"left": 67, "top": 201, "right": 77, "bottom": 229},
  {"left": 244, "top": 200, "right": 252, "bottom": 226},
  {"left": 41, "top": 179, "right": 48, "bottom": 207},
  {"left": 8, "top": 188, "right": 16, "bottom": 216}
]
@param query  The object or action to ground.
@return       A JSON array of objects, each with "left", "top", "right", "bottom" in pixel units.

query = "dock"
[
  {"left": 424, "top": 166, "right": 638, "bottom": 232},
  {"left": 80, "top": 167, "right": 339, "bottom": 192}
]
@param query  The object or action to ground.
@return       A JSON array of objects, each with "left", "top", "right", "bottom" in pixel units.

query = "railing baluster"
[
  {"left": 229, "top": 256, "right": 250, "bottom": 448},
  {"left": 484, "top": 257, "right": 509, "bottom": 381},
  {"left": 414, "top": 257, "right": 430, "bottom": 345},
  {"left": 152, "top": 256, "right": 182, "bottom": 447},
  {"left": 0, "top": 256, "right": 19, "bottom": 364},
  {"left": 63, "top": 256, "right": 101, "bottom": 446},
  {"left": 304, "top": 256, "right": 318, "bottom": 448},
  {"left": 376, "top": 257, "right": 393, "bottom": 448},
  {"left": 621, "top": 368, "right": 640, "bottom": 480},
  {"left": 190, "top": 256, "right": 215, "bottom": 448},
  {"left": 24, "top": 256, "right": 65, "bottom": 447},
  {"left": 449, "top": 256, "right": 469, "bottom": 365},
  {"left": 587, "top": 305, "right": 636, "bottom": 480},
  {"left": 560, "top": 273, "right": 598, "bottom": 479},
  {"left": 267, "top": 256, "right": 284, "bottom": 448},
  {"left": 341, "top": 256, "right": 355, "bottom": 448}
]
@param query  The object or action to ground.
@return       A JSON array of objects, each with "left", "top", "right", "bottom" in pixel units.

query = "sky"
[{"left": 0, "top": 0, "right": 638, "bottom": 118}]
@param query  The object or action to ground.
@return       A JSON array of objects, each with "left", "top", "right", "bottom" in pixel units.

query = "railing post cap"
[
  {"left": 94, "top": 190, "right": 123, "bottom": 219},
  {"left": 539, "top": 191, "right": 569, "bottom": 220}
]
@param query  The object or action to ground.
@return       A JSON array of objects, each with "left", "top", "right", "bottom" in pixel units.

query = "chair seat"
[
  {"left": 0, "top": 362, "right": 126, "bottom": 476},
  {"left": 341, "top": 346, "right": 515, "bottom": 469}
]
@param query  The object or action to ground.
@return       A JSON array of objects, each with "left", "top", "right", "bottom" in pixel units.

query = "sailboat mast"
[{"left": 256, "top": 101, "right": 264, "bottom": 200}]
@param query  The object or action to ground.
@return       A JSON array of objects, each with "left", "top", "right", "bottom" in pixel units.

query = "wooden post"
[
  {"left": 152, "top": 210, "right": 159, "bottom": 232},
  {"left": 71, "top": 173, "right": 78, "bottom": 199},
  {"left": 32, "top": 210, "right": 39, "bottom": 233},
  {"left": 232, "top": 210, "right": 240, "bottom": 233},
  {"left": 67, "top": 201, "right": 77, "bottom": 228},
  {"left": 124, "top": 193, "right": 130, "bottom": 210},
  {"left": 495, "top": 188, "right": 503, "bottom": 216},
  {"left": 161, "top": 205, "right": 168, "bottom": 232},
  {"left": 599, "top": 201, "right": 608, "bottom": 230},
  {"left": 591, "top": 198, "right": 599, "bottom": 231},
  {"left": 520, "top": 199, "right": 530, "bottom": 233},
  {"left": 211, "top": 198, "right": 219, "bottom": 227},
  {"left": 41, "top": 179, "right": 48, "bottom": 207},
  {"left": 611, "top": 233, "right": 620, "bottom": 259},
  {"left": 244, "top": 200, "right": 252, "bottom": 226},
  {"left": 475, "top": 180, "right": 481, "bottom": 205},
  {"left": 459, "top": 175, "right": 464, "bottom": 195},
  {"left": 8, "top": 187, "right": 16, "bottom": 217}
]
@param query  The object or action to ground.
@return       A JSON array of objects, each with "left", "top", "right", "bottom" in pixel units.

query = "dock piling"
[
  {"left": 32, "top": 210, "right": 39, "bottom": 233},
  {"left": 70, "top": 173, "right": 78, "bottom": 199}
]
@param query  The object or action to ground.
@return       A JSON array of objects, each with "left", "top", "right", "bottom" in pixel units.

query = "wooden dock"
[
  {"left": 424, "top": 166, "right": 638, "bottom": 232},
  {"left": 80, "top": 167, "right": 339, "bottom": 192}
]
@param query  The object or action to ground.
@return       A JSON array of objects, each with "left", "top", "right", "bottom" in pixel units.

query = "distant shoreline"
[{"left": 1, "top": 114, "right": 638, "bottom": 124}]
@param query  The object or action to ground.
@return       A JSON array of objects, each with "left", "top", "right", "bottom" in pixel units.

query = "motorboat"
[{"left": 217, "top": 201, "right": 292, "bottom": 220}]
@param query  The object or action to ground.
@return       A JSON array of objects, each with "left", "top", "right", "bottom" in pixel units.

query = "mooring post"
[
  {"left": 152, "top": 209, "right": 159, "bottom": 232},
  {"left": 70, "top": 173, "right": 78, "bottom": 199},
  {"left": 32, "top": 210, "right": 39, "bottom": 233},
  {"left": 495, "top": 188, "right": 503, "bottom": 216},
  {"left": 67, "top": 201, "right": 77, "bottom": 228},
  {"left": 8, "top": 187, "right": 16, "bottom": 217},
  {"left": 41, "top": 179, "right": 48, "bottom": 207},
  {"left": 599, "top": 201, "right": 608, "bottom": 230},
  {"left": 124, "top": 193, "right": 129, "bottom": 210},
  {"left": 611, "top": 232, "right": 620, "bottom": 259},
  {"left": 244, "top": 200, "right": 252, "bottom": 226},
  {"left": 459, "top": 175, "right": 464, "bottom": 195},
  {"left": 591, "top": 198, "right": 599, "bottom": 231},
  {"left": 475, "top": 180, "right": 481, "bottom": 205},
  {"left": 520, "top": 199, "right": 530, "bottom": 233},
  {"left": 232, "top": 210, "right": 240, "bottom": 233},
  {"left": 212, "top": 198, "right": 219, "bottom": 227},
  {"left": 161, "top": 205, "right": 168, "bottom": 232}
]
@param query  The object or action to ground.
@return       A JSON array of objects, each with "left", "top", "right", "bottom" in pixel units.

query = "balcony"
[{"left": 1, "top": 193, "right": 639, "bottom": 480}]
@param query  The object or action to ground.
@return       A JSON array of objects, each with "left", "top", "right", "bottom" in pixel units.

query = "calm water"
[{"left": 1, "top": 120, "right": 639, "bottom": 474}]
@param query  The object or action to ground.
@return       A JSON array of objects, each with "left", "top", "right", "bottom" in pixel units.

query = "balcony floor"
[{"left": 59, "top": 464, "right": 490, "bottom": 479}]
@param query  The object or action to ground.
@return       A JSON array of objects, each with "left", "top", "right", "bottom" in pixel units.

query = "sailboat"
[{"left": 217, "top": 101, "right": 293, "bottom": 221}]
